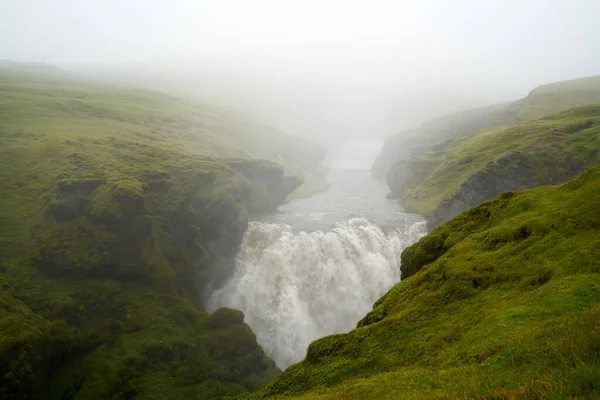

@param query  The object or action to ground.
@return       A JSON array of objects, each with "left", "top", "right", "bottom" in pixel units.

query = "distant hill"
[
  {"left": 390, "top": 105, "right": 599, "bottom": 228},
  {"left": 373, "top": 75, "right": 600, "bottom": 181},
  {"left": 248, "top": 165, "right": 600, "bottom": 399},
  {"left": 374, "top": 75, "right": 600, "bottom": 227},
  {"left": 517, "top": 75, "right": 600, "bottom": 122},
  {"left": 0, "top": 64, "right": 327, "bottom": 196},
  {"left": 70, "top": 65, "right": 342, "bottom": 146},
  {"left": 0, "top": 59, "right": 78, "bottom": 78}
]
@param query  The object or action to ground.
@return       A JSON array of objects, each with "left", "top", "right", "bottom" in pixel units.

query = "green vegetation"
[
  {"left": 246, "top": 166, "right": 600, "bottom": 399},
  {"left": 285, "top": 168, "right": 330, "bottom": 201},
  {"left": 0, "top": 65, "right": 330, "bottom": 398},
  {"left": 518, "top": 76, "right": 600, "bottom": 122},
  {"left": 376, "top": 76, "right": 600, "bottom": 225},
  {"left": 0, "top": 64, "right": 327, "bottom": 199},
  {"left": 391, "top": 105, "right": 600, "bottom": 218},
  {"left": 388, "top": 75, "right": 600, "bottom": 155}
]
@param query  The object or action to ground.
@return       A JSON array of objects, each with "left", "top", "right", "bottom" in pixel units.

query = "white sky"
[{"left": 2, "top": 0, "right": 600, "bottom": 143}]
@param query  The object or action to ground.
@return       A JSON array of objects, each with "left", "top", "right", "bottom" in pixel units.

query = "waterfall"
[{"left": 208, "top": 217, "right": 426, "bottom": 369}]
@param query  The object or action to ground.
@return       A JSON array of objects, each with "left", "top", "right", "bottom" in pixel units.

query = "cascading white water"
[
  {"left": 208, "top": 216, "right": 426, "bottom": 369},
  {"left": 209, "top": 142, "right": 425, "bottom": 369}
]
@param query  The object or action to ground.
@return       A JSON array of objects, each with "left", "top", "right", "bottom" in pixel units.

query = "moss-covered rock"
[
  {"left": 400, "top": 231, "right": 448, "bottom": 279},
  {"left": 225, "top": 158, "right": 304, "bottom": 212}
]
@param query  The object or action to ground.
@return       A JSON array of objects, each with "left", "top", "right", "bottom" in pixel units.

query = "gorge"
[
  {"left": 1, "top": 22, "right": 600, "bottom": 399},
  {"left": 208, "top": 160, "right": 426, "bottom": 369}
]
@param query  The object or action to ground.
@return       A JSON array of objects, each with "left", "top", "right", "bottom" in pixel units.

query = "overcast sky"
[{"left": 2, "top": 0, "right": 600, "bottom": 143}]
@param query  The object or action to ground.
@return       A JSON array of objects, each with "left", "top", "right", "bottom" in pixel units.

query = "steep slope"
[
  {"left": 248, "top": 166, "right": 600, "bottom": 399},
  {"left": 372, "top": 101, "right": 519, "bottom": 180},
  {"left": 0, "top": 66, "right": 312, "bottom": 398},
  {"left": 374, "top": 75, "right": 600, "bottom": 182},
  {"left": 393, "top": 105, "right": 599, "bottom": 228},
  {"left": 376, "top": 76, "right": 600, "bottom": 228},
  {"left": 517, "top": 76, "right": 600, "bottom": 122}
]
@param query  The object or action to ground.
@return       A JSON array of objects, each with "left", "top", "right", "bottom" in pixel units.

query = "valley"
[{"left": 1, "top": 54, "right": 599, "bottom": 400}]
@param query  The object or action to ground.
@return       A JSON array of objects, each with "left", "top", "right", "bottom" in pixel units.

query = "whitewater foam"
[{"left": 208, "top": 217, "right": 426, "bottom": 369}]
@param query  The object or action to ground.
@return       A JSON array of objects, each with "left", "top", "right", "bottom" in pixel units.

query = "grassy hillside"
[
  {"left": 371, "top": 102, "right": 518, "bottom": 180},
  {"left": 390, "top": 75, "right": 600, "bottom": 153},
  {"left": 375, "top": 76, "right": 600, "bottom": 189},
  {"left": 518, "top": 76, "right": 600, "bottom": 122},
  {"left": 390, "top": 105, "right": 599, "bottom": 219},
  {"left": 247, "top": 165, "right": 600, "bottom": 399},
  {"left": 0, "top": 66, "right": 324, "bottom": 398},
  {"left": 0, "top": 65, "right": 327, "bottom": 198}
]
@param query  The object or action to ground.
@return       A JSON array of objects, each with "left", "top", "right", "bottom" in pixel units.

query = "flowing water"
[{"left": 208, "top": 143, "right": 426, "bottom": 369}]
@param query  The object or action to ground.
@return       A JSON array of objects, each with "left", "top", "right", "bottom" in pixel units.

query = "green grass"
[
  {"left": 380, "top": 76, "right": 600, "bottom": 215},
  {"left": 285, "top": 170, "right": 330, "bottom": 201},
  {"left": 245, "top": 166, "right": 600, "bottom": 399},
  {"left": 390, "top": 105, "right": 600, "bottom": 217},
  {"left": 0, "top": 66, "right": 325, "bottom": 398},
  {"left": 518, "top": 76, "right": 600, "bottom": 122},
  {"left": 404, "top": 75, "right": 600, "bottom": 146},
  {"left": 0, "top": 66, "right": 327, "bottom": 199}
]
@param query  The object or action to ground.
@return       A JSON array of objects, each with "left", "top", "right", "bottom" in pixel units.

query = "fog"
[{"left": 3, "top": 0, "right": 600, "bottom": 146}]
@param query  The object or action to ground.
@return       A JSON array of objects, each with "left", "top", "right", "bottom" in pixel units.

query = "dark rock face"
[
  {"left": 428, "top": 152, "right": 533, "bottom": 230},
  {"left": 427, "top": 149, "right": 585, "bottom": 230},
  {"left": 225, "top": 158, "right": 304, "bottom": 212}
]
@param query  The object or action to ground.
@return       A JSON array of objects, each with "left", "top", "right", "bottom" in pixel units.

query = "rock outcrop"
[
  {"left": 378, "top": 104, "right": 600, "bottom": 230},
  {"left": 1, "top": 157, "right": 296, "bottom": 399},
  {"left": 427, "top": 146, "right": 586, "bottom": 230}
]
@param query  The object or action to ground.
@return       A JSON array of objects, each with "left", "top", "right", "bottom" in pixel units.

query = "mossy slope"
[
  {"left": 0, "top": 66, "right": 312, "bottom": 398},
  {"left": 0, "top": 64, "right": 327, "bottom": 199},
  {"left": 247, "top": 166, "right": 600, "bottom": 399},
  {"left": 374, "top": 75, "right": 600, "bottom": 180},
  {"left": 393, "top": 105, "right": 600, "bottom": 227},
  {"left": 375, "top": 76, "right": 600, "bottom": 224}
]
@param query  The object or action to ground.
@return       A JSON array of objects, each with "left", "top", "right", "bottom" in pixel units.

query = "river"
[{"left": 208, "top": 143, "right": 426, "bottom": 369}]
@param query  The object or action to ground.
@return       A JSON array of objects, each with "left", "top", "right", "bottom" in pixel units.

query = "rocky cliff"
[{"left": 427, "top": 134, "right": 593, "bottom": 230}]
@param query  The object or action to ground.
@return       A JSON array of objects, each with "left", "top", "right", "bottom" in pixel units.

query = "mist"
[
  {"left": 3, "top": 0, "right": 600, "bottom": 146},
  {"left": 3, "top": 1, "right": 600, "bottom": 393}
]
